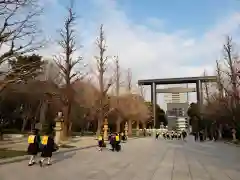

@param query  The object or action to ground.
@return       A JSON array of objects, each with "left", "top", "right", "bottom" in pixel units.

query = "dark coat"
[
  {"left": 110, "top": 135, "right": 115, "bottom": 145},
  {"left": 40, "top": 136, "right": 55, "bottom": 157},
  {"left": 27, "top": 135, "right": 41, "bottom": 155}
]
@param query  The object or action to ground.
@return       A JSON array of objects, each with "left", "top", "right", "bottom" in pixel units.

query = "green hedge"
[
  {"left": 2, "top": 128, "right": 28, "bottom": 134},
  {"left": 72, "top": 131, "right": 95, "bottom": 136}
]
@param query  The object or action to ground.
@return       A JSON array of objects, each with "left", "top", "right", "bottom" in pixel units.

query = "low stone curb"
[
  {"left": 0, "top": 136, "right": 142, "bottom": 165},
  {"left": 0, "top": 144, "right": 97, "bottom": 166}
]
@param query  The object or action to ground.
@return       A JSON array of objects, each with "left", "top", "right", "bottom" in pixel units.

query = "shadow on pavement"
[{"left": 52, "top": 152, "right": 76, "bottom": 164}]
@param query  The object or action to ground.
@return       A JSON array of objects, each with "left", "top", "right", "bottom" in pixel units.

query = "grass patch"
[
  {"left": 232, "top": 140, "right": 240, "bottom": 144},
  {"left": 0, "top": 148, "right": 26, "bottom": 159},
  {"left": 59, "top": 144, "right": 76, "bottom": 149}
]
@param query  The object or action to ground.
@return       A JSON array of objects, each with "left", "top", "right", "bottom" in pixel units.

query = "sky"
[{"left": 39, "top": 0, "right": 240, "bottom": 110}]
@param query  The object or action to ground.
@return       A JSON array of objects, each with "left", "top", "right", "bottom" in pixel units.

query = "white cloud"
[
  {"left": 80, "top": 0, "right": 239, "bottom": 79},
  {"left": 146, "top": 17, "right": 165, "bottom": 29},
  {"left": 40, "top": 0, "right": 240, "bottom": 108}
]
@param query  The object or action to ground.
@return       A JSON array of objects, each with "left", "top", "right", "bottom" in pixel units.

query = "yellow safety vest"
[
  {"left": 28, "top": 135, "right": 35, "bottom": 144},
  {"left": 98, "top": 136, "right": 103, "bottom": 141},
  {"left": 41, "top": 136, "right": 49, "bottom": 145},
  {"left": 116, "top": 135, "right": 120, "bottom": 141}
]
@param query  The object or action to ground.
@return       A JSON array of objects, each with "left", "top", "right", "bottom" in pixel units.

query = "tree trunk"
[
  {"left": 116, "top": 117, "right": 121, "bottom": 133},
  {"left": 218, "top": 124, "right": 222, "bottom": 139},
  {"left": 21, "top": 118, "right": 28, "bottom": 132},
  {"left": 40, "top": 100, "right": 48, "bottom": 126},
  {"left": 128, "top": 119, "right": 132, "bottom": 136},
  {"left": 62, "top": 122, "right": 69, "bottom": 140},
  {"left": 0, "top": 130, "right": 3, "bottom": 140},
  {"left": 142, "top": 122, "right": 146, "bottom": 129},
  {"left": 136, "top": 120, "right": 140, "bottom": 136},
  {"left": 96, "top": 118, "right": 103, "bottom": 135},
  {"left": 68, "top": 121, "right": 72, "bottom": 136},
  {"left": 62, "top": 104, "right": 71, "bottom": 139}
]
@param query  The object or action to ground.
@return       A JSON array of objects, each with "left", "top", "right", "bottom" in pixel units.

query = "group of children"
[
  {"left": 98, "top": 132, "right": 126, "bottom": 152},
  {"left": 28, "top": 129, "right": 126, "bottom": 166},
  {"left": 162, "top": 130, "right": 187, "bottom": 140},
  {"left": 27, "top": 129, "right": 58, "bottom": 167}
]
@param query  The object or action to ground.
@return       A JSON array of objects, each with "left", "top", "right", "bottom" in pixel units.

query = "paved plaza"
[{"left": 0, "top": 137, "right": 240, "bottom": 180}]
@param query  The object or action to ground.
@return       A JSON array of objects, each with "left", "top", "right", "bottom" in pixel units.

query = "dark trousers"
[
  {"left": 110, "top": 142, "right": 115, "bottom": 151},
  {"left": 194, "top": 132, "right": 199, "bottom": 141},
  {"left": 199, "top": 133, "right": 204, "bottom": 141}
]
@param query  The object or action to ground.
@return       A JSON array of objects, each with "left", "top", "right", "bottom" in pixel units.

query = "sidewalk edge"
[{"left": 0, "top": 144, "right": 97, "bottom": 166}]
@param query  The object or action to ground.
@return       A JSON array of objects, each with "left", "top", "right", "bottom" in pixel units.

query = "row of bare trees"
[
  {"left": 0, "top": 0, "right": 150, "bottom": 139},
  {"left": 198, "top": 36, "right": 240, "bottom": 140}
]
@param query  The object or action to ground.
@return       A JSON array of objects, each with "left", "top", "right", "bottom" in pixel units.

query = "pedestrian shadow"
[{"left": 52, "top": 152, "right": 76, "bottom": 164}]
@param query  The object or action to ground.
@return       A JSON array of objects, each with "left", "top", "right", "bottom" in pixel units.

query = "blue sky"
[
  {"left": 41, "top": 0, "right": 240, "bottom": 74},
  {"left": 117, "top": 0, "right": 240, "bottom": 33},
  {"left": 40, "top": 0, "right": 240, "bottom": 108},
  {"left": 43, "top": 0, "right": 240, "bottom": 34}
]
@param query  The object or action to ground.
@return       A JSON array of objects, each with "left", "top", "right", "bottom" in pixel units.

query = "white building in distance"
[
  {"left": 176, "top": 117, "right": 188, "bottom": 131},
  {"left": 164, "top": 92, "right": 187, "bottom": 104}
]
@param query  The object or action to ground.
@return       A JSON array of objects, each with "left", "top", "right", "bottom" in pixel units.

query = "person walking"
[
  {"left": 182, "top": 130, "right": 187, "bottom": 141},
  {"left": 39, "top": 132, "right": 55, "bottom": 167},
  {"left": 115, "top": 133, "right": 121, "bottom": 152},
  {"left": 194, "top": 132, "right": 199, "bottom": 141},
  {"left": 155, "top": 132, "right": 159, "bottom": 140},
  {"left": 109, "top": 133, "right": 116, "bottom": 151},
  {"left": 121, "top": 132, "right": 125, "bottom": 142},
  {"left": 97, "top": 134, "right": 104, "bottom": 151},
  {"left": 27, "top": 129, "right": 41, "bottom": 166}
]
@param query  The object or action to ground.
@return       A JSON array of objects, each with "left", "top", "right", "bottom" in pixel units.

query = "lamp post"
[
  {"left": 124, "top": 121, "right": 128, "bottom": 138},
  {"left": 54, "top": 111, "right": 63, "bottom": 145},
  {"left": 103, "top": 118, "right": 108, "bottom": 141}
]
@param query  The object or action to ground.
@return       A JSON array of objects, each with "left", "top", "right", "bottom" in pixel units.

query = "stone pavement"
[{"left": 0, "top": 137, "right": 240, "bottom": 180}]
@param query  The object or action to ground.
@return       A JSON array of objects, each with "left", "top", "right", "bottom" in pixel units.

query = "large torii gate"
[{"left": 138, "top": 76, "right": 217, "bottom": 127}]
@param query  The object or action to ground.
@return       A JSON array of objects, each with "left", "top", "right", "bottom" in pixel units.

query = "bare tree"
[
  {"left": 35, "top": 61, "right": 63, "bottom": 129},
  {"left": 0, "top": 0, "right": 43, "bottom": 90},
  {"left": 54, "top": 5, "right": 85, "bottom": 137},
  {"left": 223, "top": 36, "right": 239, "bottom": 101},
  {"left": 216, "top": 60, "right": 225, "bottom": 99},
  {"left": 112, "top": 56, "right": 124, "bottom": 132},
  {"left": 94, "top": 24, "right": 113, "bottom": 134},
  {"left": 114, "top": 56, "right": 120, "bottom": 96},
  {"left": 126, "top": 68, "right": 132, "bottom": 92},
  {"left": 202, "top": 36, "right": 240, "bottom": 140},
  {"left": 221, "top": 36, "right": 240, "bottom": 128},
  {"left": 203, "top": 70, "right": 210, "bottom": 104},
  {"left": 40, "top": 61, "right": 64, "bottom": 84}
]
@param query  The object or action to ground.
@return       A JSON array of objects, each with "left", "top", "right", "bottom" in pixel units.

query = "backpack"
[
  {"left": 98, "top": 136, "right": 103, "bottom": 141},
  {"left": 41, "top": 136, "right": 49, "bottom": 146},
  {"left": 28, "top": 135, "right": 36, "bottom": 144},
  {"left": 116, "top": 135, "right": 120, "bottom": 142}
]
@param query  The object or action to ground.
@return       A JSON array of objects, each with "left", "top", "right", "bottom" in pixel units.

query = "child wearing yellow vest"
[
  {"left": 27, "top": 129, "right": 40, "bottom": 166},
  {"left": 39, "top": 132, "right": 55, "bottom": 167},
  {"left": 98, "top": 134, "right": 104, "bottom": 151},
  {"left": 115, "top": 133, "right": 121, "bottom": 152}
]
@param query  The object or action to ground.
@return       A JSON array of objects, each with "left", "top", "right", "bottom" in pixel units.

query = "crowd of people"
[
  {"left": 155, "top": 130, "right": 187, "bottom": 141},
  {"left": 97, "top": 132, "right": 127, "bottom": 152},
  {"left": 27, "top": 130, "right": 128, "bottom": 167}
]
